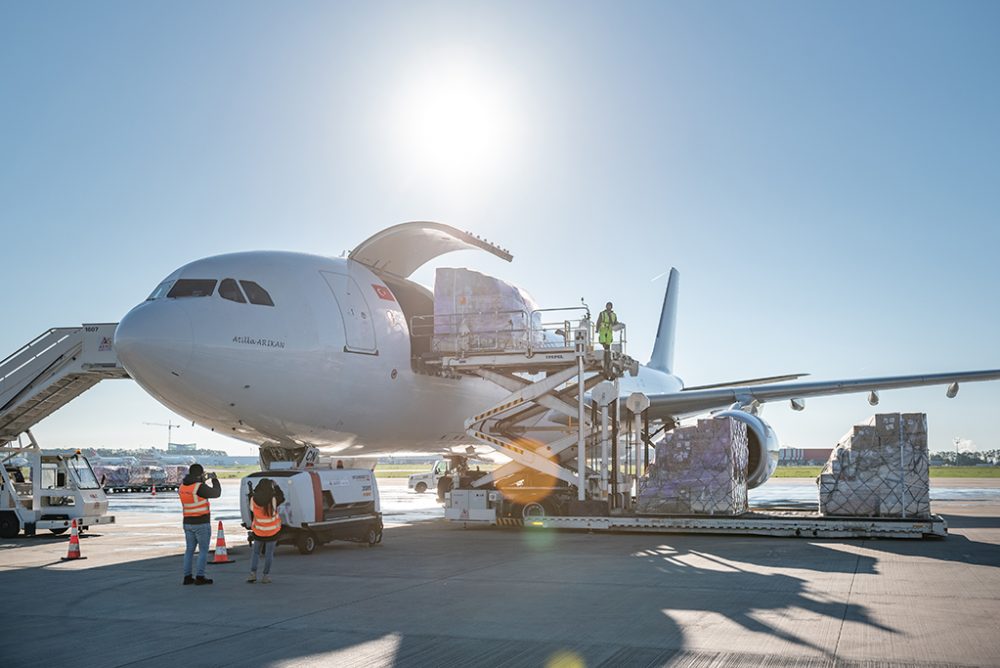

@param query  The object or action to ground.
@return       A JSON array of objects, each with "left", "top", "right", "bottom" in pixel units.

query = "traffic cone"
[
  {"left": 60, "top": 519, "right": 87, "bottom": 561},
  {"left": 151, "top": 484, "right": 157, "bottom": 496},
  {"left": 209, "top": 520, "right": 235, "bottom": 564}
]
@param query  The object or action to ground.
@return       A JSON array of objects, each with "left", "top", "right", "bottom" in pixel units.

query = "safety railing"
[
  {"left": 410, "top": 306, "right": 626, "bottom": 357},
  {"left": 0, "top": 328, "right": 80, "bottom": 404},
  {"left": 411, "top": 310, "right": 534, "bottom": 355}
]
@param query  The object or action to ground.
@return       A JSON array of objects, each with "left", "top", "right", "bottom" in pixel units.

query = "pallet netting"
[
  {"left": 637, "top": 417, "right": 749, "bottom": 516},
  {"left": 818, "top": 413, "right": 930, "bottom": 518}
]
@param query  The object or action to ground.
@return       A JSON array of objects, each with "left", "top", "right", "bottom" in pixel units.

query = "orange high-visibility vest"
[
  {"left": 251, "top": 500, "right": 281, "bottom": 538},
  {"left": 179, "top": 483, "right": 210, "bottom": 518}
]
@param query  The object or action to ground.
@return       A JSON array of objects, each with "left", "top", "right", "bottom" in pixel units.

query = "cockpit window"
[
  {"left": 146, "top": 280, "right": 175, "bottom": 301},
  {"left": 219, "top": 278, "right": 247, "bottom": 303},
  {"left": 240, "top": 280, "right": 274, "bottom": 306},
  {"left": 167, "top": 279, "right": 217, "bottom": 298}
]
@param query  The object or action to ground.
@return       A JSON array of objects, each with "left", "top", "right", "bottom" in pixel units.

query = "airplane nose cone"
[{"left": 114, "top": 301, "right": 194, "bottom": 381}]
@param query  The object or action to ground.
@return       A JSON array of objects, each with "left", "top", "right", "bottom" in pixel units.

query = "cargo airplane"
[{"left": 114, "top": 222, "right": 1000, "bottom": 489}]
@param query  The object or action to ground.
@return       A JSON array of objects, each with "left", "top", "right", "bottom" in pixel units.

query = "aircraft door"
[{"left": 321, "top": 271, "right": 378, "bottom": 354}]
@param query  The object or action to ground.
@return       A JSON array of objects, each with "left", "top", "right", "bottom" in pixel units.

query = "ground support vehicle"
[
  {"left": 447, "top": 489, "right": 947, "bottom": 538},
  {"left": 0, "top": 431, "right": 115, "bottom": 537},
  {"left": 408, "top": 459, "right": 450, "bottom": 494},
  {"left": 427, "top": 306, "right": 945, "bottom": 540},
  {"left": 240, "top": 465, "right": 383, "bottom": 555}
]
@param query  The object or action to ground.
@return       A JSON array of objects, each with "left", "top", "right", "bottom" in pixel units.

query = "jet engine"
[{"left": 715, "top": 410, "right": 779, "bottom": 488}]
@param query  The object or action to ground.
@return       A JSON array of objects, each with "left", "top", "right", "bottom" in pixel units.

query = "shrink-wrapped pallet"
[
  {"left": 128, "top": 464, "right": 167, "bottom": 487},
  {"left": 163, "top": 465, "right": 189, "bottom": 485},
  {"left": 432, "top": 268, "right": 542, "bottom": 353},
  {"left": 92, "top": 464, "right": 131, "bottom": 488},
  {"left": 818, "top": 413, "right": 930, "bottom": 518},
  {"left": 637, "top": 417, "right": 749, "bottom": 516}
]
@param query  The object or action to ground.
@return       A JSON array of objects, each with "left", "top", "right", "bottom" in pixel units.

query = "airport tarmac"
[{"left": 2, "top": 478, "right": 999, "bottom": 667}]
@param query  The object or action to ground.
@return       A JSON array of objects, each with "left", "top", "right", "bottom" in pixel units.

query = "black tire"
[
  {"left": 0, "top": 512, "right": 20, "bottom": 539},
  {"left": 366, "top": 525, "right": 382, "bottom": 546},
  {"left": 437, "top": 476, "right": 453, "bottom": 503},
  {"left": 49, "top": 528, "right": 68, "bottom": 536},
  {"left": 415, "top": 482, "right": 427, "bottom": 494},
  {"left": 296, "top": 532, "right": 317, "bottom": 555}
]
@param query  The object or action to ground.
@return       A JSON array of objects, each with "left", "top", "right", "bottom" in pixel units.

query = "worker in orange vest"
[
  {"left": 247, "top": 478, "right": 285, "bottom": 584},
  {"left": 179, "top": 463, "right": 222, "bottom": 585}
]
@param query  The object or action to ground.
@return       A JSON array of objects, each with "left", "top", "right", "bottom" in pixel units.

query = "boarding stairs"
[
  {"left": 0, "top": 324, "right": 127, "bottom": 445},
  {"left": 413, "top": 308, "right": 638, "bottom": 500}
]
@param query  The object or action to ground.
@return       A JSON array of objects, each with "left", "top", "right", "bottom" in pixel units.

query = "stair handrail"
[{"left": 0, "top": 327, "right": 80, "bottom": 385}]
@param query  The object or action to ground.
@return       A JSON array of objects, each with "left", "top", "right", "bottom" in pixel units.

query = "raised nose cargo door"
[{"left": 349, "top": 221, "right": 512, "bottom": 278}]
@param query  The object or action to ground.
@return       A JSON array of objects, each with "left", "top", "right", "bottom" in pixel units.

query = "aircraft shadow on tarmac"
[
  {"left": 626, "top": 536, "right": 895, "bottom": 661},
  {"left": 10, "top": 522, "right": 994, "bottom": 668}
]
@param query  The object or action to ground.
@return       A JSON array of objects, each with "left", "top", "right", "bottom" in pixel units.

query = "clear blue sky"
[{"left": 2, "top": 2, "right": 998, "bottom": 456}]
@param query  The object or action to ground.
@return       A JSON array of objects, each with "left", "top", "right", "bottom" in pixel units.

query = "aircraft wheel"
[
  {"left": 297, "top": 532, "right": 318, "bottom": 555},
  {"left": 0, "top": 512, "right": 20, "bottom": 538},
  {"left": 415, "top": 482, "right": 427, "bottom": 494}
]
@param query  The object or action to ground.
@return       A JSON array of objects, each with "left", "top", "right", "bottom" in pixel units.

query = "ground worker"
[
  {"left": 178, "top": 463, "right": 222, "bottom": 585},
  {"left": 596, "top": 301, "right": 617, "bottom": 375},
  {"left": 247, "top": 478, "right": 285, "bottom": 584}
]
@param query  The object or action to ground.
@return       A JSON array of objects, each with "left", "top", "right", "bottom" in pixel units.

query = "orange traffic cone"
[
  {"left": 209, "top": 520, "right": 235, "bottom": 564},
  {"left": 151, "top": 484, "right": 156, "bottom": 496},
  {"left": 60, "top": 519, "right": 87, "bottom": 561}
]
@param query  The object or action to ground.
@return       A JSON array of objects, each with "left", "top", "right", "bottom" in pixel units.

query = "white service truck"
[
  {"left": 240, "top": 466, "right": 383, "bottom": 555},
  {"left": 0, "top": 443, "right": 115, "bottom": 538},
  {"left": 407, "top": 459, "right": 451, "bottom": 494}
]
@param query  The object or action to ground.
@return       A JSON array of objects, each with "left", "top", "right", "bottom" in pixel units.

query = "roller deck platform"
[{"left": 494, "top": 510, "right": 948, "bottom": 539}]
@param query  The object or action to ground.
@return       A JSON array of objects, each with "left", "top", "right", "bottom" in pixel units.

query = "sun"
[{"left": 386, "top": 55, "right": 521, "bottom": 190}]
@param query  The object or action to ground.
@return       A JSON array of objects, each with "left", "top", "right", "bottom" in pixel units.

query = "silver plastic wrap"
[
  {"left": 637, "top": 417, "right": 749, "bottom": 516},
  {"left": 818, "top": 413, "right": 930, "bottom": 518},
  {"left": 432, "top": 267, "right": 542, "bottom": 353}
]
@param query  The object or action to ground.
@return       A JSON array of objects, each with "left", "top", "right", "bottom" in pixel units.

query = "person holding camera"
[{"left": 179, "top": 462, "right": 222, "bottom": 585}]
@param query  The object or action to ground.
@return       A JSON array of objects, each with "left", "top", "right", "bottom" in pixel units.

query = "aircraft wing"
[
  {"left": 647, "top": 368, "right": 1000, "bottom": 420},
  {"left": 681, "top": 373, "right": 810, "bottom": 391}
]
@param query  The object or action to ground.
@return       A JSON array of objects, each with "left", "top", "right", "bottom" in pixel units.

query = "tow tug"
[{"left": 0, "top": 430, "right": 115, "bottom": 538}]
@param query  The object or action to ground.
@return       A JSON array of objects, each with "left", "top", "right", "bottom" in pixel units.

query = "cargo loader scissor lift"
[{"left": 415, "top": 307, "right": 639, "bottom": 521}]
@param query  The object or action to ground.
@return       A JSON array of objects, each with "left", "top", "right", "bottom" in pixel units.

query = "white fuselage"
[{"left": 114, "top": 251, "right": 681, "bottom": 455}]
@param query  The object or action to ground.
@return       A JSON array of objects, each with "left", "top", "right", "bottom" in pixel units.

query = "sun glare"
[{"left": 387, "top": 56, "right": 521, "bottom": 190}]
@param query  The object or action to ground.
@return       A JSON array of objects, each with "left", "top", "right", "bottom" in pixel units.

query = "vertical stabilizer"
[{"left": 648, "top": 268, "right": 679, "bottom": 374}]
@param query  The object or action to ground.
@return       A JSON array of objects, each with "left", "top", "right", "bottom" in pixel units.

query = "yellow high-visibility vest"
[{"left": 596, "top": 310, "right": 617, "bottom": 346}]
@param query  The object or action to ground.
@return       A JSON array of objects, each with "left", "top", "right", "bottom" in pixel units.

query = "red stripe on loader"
[{"left": 308, "top": 471, "right": 323, "bottom": 523}]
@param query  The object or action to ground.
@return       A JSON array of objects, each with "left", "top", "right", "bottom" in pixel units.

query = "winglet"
[{"left": 648, "top": 268, "right": 679, "bottom": 374}]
